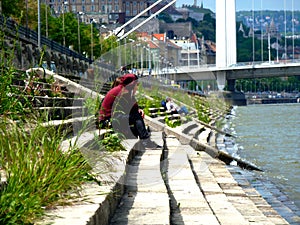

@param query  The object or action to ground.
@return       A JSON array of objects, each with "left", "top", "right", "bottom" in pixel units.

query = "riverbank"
[
  {"left": 247, "top": 97, "right": 299, "bottom": 104},
  {"left": 36, "top": 102, "right": 299, "bottom": 224},
  {"left": 216, "top": 104, "right": 300, "bottom": 224}
]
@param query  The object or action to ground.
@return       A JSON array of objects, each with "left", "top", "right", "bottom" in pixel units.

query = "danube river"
[{"left": 226, "top": 103, "right": 300, "bottom": 209}]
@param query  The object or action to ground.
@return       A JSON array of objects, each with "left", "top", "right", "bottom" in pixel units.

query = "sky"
[{"left": 175, "top": 0, "right": 300, "bottom": 12}]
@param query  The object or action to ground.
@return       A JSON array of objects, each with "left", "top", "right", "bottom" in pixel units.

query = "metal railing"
[{"left": 0, "top": 14, "right": 92, "bottom": 63}]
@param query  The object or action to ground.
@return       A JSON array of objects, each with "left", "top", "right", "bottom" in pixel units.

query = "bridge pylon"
[
  {"left": 216, "top": 0, "right": 237, "bottom": 68},
  {"left": 215, "top": 71, "right": 226, "bottom": 90}
]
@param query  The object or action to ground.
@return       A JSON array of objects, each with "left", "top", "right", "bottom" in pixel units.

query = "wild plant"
[{"left": 0, "top": 121, "right": 92, "bottom": 224}]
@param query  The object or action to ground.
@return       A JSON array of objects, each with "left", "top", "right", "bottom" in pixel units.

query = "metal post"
[
  {"left": 268, "top": 32, "right": 271, "bottom": 63},
  {"left": 252, "top": 0, "right": 255, "bottom": 63},
  {"left": 141, "top": 45, "right": 143, "bottom": 72},
  {"left": 26, "top": 0, "right": 28, "bottom": 34},
  {"left": 38, "top": 0, "right": 41, "bottom": 48},
  {"left": 260, "top": 0, "right": 263, "bottom": 62},
  {"left": 187, "top": 39, "right": 190, "bottom": 67},
  {"left": 62, "top": 6, "right": 65, "bottom": 46},
  {"left": 45, "top": 0, "right": 48, "bottom": 38},
  {"left": 148, "top": 45, "right": 151, "bottom": 71},
  {"left": 124, "top": 38, "right": 127, "bottom": 68},
  {"left": 77, "top": 12, "right": 83, "bottom": 54},
  {"left": 78, "top": 15, "right": 80, "bottom": 53},
  {"left": 62, "top": 1, "right": 68, "bottom": 47},
  {"left": 292, "top": 0, "right": 295, "bottom": 60},
  {"left": 284, "top": 0, "right": 287, "bottom": 61},
  {"left": 91, "top": 20, "right": 93, "bottom": 61}
]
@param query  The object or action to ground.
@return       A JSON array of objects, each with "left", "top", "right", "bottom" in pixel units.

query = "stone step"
[
  {"left": 37, "top": 106, "right": 88, "bottom": 121},
  {"left": 164, "top": 135, "right": 220, "bottom": 225},
  {"left": 181, "top": 120, "right": 201, "bottom": 135},
  {"left": 229, "top": 167, "right": 300, "bottom": 225},
  {"left": 13, "top": 79, "right": 53, "bottom": 89},
  {"left": 41, "top": 115, "right": 96, "bottom": 133},
  {"left": 26, "top": 95, "right": 85, "bottom": 107},
  {"left": 188, "top": 150, "right": 289, "bottom": 225},
  {"left": 109, "top": 132, "right": 169, "bottom": 225}
]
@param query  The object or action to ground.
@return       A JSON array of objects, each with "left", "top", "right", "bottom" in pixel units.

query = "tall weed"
[{"left": 0, "top": 120, "right": 92, "bottom": 224}]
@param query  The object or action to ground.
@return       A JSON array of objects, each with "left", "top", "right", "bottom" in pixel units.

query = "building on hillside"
[
  {"left": 127, "top": 17, "right": 159, "bottom": 34},
  {"left": 46, "top": 0, "right": 150, "bottom": 24},
  {"left": 265, "top": 18, "right": 280, "bottom": 38},
  {"left": 165, "top": 7, "right": 184, "bottom": 21},
  {"left": 159, "top": 21, "right": 192, "bottom": 40},
  {"left": 204, "top": 40, "right": 216, "bottom": 64},
  {"left": 139, "top": 32, "right": 182, "bottom": 68},
  {"left": 176, "top": 8, "right": 189, "bottom": 20},
  {"left": 188, "top": 11, "right": 204, "bottom": 22},
  {"left": 171, "top": 39, "right": 198, "bottom": 66}
]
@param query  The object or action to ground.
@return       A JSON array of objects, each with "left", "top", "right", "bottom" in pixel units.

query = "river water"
[{"left": 222, "top": 103, "right": 300, "bottom": 210}]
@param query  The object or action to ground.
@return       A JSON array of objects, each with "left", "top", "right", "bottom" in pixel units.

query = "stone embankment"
[
  {"left": 37, "top": 115, "right": 300, "bottom": 225},
  {"left": 31, "top": 73, "right": 299, "bottom": 225}
]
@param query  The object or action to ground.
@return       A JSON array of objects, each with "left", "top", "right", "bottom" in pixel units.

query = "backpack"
[{"left": 161, "top": 100, "right": 167, "bottom": 110}]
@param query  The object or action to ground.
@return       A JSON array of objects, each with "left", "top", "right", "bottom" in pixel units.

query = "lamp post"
[
  {"left": 292, "top": 0, "right": 295, "bottom": 60},
  {"left": 26, "top": 0, "right": 28, "bottom": 36},
  {"left": 128, "top": 39, "right": 135, "bottom": 70},
  {"left": 90, "top": 18, "right": 96, "bottom": 61},
  {"left": 38, "top": 0, "right": 41, "bottom": 48},
  {"left": 77, "top": 12, "right": 84, "bottom": 54},
  {"left": 62, "top": 1, "right": 68, "bottom": 47},
  {"left": 124, "top": 38, "right": 127, "bottom": 68},
  {"left": 45, "top": 0, "right": 48, "bottom": 38}
]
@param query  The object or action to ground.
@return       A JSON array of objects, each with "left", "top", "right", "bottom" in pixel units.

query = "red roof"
[{"left": 152, "top": 33, "right": 165, "bottom": 42}]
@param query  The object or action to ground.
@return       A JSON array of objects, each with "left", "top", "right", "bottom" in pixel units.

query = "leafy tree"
[
  {"left": 2, "top": 0, "right": 25, "bottom": 19},
  {"left": 158, "top": 12, "right": 174, "bottom": 23}
]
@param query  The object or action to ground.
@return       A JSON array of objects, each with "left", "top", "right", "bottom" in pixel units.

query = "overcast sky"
[{"left": 175, "top": 0, "right": 300, "bottom": 12}]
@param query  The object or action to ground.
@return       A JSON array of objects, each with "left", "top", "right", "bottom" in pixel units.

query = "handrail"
[{"left": 0, "top": 14, "right": 92, "bottom": 63}]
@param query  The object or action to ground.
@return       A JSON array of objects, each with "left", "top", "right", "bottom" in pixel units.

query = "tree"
[{"left": 158, "top": 12, "right": 173, "bottom": 23}]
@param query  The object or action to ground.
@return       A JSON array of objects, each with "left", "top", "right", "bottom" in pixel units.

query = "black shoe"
[
  {"left": 147, "top": 126, "right": 151, "bottom": 133},
  {"left": 141, "top": 139, "right": 162, "bottom": 149}
]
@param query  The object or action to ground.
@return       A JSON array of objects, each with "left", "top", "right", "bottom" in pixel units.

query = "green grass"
[{"left": 0, "top": 120, "right": 92, "bottom": 224}]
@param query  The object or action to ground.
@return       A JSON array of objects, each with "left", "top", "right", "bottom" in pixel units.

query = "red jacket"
[{"left": 99, "top": 74, "right": 138, "bottom": 121}]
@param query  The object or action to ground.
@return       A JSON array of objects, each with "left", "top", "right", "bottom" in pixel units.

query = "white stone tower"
[{"left": 216, "top": 0, "right": 237, "bottom": 68}]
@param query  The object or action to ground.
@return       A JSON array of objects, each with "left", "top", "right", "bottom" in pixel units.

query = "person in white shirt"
[{"left": 165, "top": 97, "right": 189, "bottom": 115}]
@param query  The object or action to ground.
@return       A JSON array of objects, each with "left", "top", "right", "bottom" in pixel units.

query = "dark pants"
[
  {"left": 111, "top": 111, "right": 150, "bottom": 139},
  {"left": 129, "top": 111, "right": 150, "bottom": 139}
]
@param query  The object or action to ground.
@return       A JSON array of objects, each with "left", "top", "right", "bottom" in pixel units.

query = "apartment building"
[{"left": 46, "top": 0, "right": 149, "bottom": 24}]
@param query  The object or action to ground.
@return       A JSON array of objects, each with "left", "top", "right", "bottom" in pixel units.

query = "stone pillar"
[{"left": 215, "top": 71, "right": 226, "bottom": 90}]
